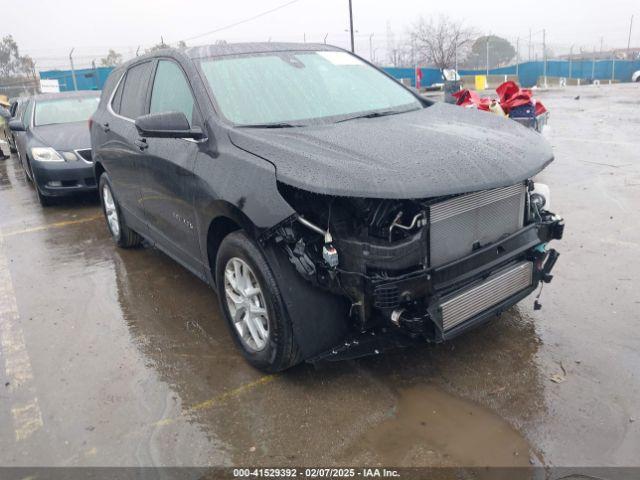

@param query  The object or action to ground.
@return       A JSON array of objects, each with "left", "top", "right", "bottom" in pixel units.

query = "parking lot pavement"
[{"left": 0, "top": 82, "right": 639, "bottom": 468}]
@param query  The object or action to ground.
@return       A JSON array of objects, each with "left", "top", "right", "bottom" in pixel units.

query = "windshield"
[
  {"left": 199, "top": 50, "right": 422, "bottom": 126},
  {"left": 34, "top": 96, "right": 100, "bottom": 126}
]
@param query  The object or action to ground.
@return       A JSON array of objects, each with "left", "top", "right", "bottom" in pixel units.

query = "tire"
[
  {"left": 215, "top": 231, "right": 301, "bottom": 372},
  {"left": 35, "top": 184, "right": 53, "bottom": 207},
  {"left": 24, "top": 157, "right": 33, "bottom": 183},
  {"left": 99, "top": 173, "right": 142, "bottom": 248}
]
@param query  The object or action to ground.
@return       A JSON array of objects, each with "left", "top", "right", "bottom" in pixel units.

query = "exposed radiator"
[
  {"left": 429, "top": 183, "right": 526, "bottom": 267},
  {"left": 440, "top": 261, "right": 533, "bottom": 331}
]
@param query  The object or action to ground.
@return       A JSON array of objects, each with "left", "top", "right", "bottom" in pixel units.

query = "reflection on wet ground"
[{"left": 1, "top": 84, "right": 640, "bottom": 468}]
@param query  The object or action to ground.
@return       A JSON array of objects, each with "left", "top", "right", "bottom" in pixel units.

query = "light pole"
[
  {"left": 486, "top": 36, "right": 490, "bottom": 77},
  {"left": 515, "top": 37, "right": 520, "bottom": 80},
  {"left": 568, "top": 44, "right": 574, "bottom": 79},
  {"left": 369, "top": 33, "right": 374, "bottom": 62},
  {"left": 542, "top": 29, "right": 547, "bottom": 87},
  {"left": 629, "top": 15, "right": 634, "bottom": 50},
  {"left": 348, "top": 0, "right": 355, "bottom": 53}
]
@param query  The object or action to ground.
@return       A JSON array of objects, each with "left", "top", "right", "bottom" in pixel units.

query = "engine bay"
[{"left": 267, "top": 180, "right": 563, "bottom": 344}]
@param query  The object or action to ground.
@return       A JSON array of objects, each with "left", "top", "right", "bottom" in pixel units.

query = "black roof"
[
  {"left": 115, "top": 42, "right": 343, "bottom": 73},
  {"left": 184, "top": 42, "right": 339, "bottom": 59}
]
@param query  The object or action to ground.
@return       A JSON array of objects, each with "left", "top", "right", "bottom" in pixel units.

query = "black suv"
[{"left": 90, "top": 43, "right": 563, "bottom": 372}]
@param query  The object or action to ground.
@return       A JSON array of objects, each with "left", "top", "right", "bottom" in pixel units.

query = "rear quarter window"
[
  {"left": 119, "top": 61, "right": 153, "bottom": 119},
  {"left": 110, "top": 73, "right": 126, "bottom": 114}
]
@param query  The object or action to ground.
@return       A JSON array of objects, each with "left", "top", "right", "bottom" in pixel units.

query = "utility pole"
[
  {"left": 542, "top": 29, "right": 547, "bottom": 87},
  {"left": 600, "top": 36, "right": 603, "bottom": 52},
  {"left": 369, "top": 33, "right": 374, "bottom": 62},
  {"left": 324, "top": 33, "right": 329, "bottom": 44},
  {"left": 528, "top": 29, "right": 532, "bottom": 61},
  {"left": 348, "top": 0, "right": 355, "bottom": 53},
  {"left": 69, "top": 48, "right": 78, "bottom": 91},
  {"left": 628, "top": 15, "right": 634, "bottom": 50},
  {"left": 486, "top": 36, "right": 490, "bottom": 77}
]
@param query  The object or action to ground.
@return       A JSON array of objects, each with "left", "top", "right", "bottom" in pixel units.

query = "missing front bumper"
[{"left": 436, "top": 261, "right": 533, "bottom": 332}]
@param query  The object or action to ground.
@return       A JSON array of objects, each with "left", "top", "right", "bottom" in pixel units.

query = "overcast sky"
[{"left": 6, "top": 0, "right": 639, "bottom": 70}]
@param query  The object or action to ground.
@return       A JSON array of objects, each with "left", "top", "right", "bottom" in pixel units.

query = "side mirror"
[
  {"left": 8, "top": 119, "right": 25, "bottom": 132},
  {"left": 135, "top": 111, "right": 203, "bottom": 139}
]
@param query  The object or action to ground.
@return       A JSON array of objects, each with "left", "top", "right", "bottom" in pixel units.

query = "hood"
[
  {"left": 229, "top": 102, "right": 554, "bottom": 199},
  {"left": 31, "top": 121, "right": 91, "bottom": 152}
]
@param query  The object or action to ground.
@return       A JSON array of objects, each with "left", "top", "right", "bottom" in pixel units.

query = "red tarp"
[{"left": 454, "top": 81, "right": 547, "bottom": 116}]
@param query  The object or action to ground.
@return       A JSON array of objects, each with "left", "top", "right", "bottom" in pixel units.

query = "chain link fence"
[{"left": 0, "top": 77, "right": 40, "bottom": 99}]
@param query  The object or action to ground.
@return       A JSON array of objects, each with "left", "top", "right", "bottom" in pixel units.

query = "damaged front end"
[{"left": 265, "top": 180, "right": 564, "bottom": 362}]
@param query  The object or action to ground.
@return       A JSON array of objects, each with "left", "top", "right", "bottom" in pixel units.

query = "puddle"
[{"left": 342, "top": 385, "right": 533, "bottom": 469}]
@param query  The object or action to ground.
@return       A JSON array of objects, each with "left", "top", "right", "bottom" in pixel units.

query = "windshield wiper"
[
  {"left": 335, "top": 109, "right": 417, "bottom": 124},
  {"left": 237, "top": 122, "right": 303, "bottom": 129}
]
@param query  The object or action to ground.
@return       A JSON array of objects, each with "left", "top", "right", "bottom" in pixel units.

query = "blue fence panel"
[
  {"left": 384, "top": 60, "right": 640, "bottom": 88},
  {"left": 41, "top": 60, "right": 640, "bottom": 93},
  {"left": 40, "top": 66, "right": 114, "bottom": 91},
  {"left": 383, "top": 67, "right": 444, "bottom": 87}
]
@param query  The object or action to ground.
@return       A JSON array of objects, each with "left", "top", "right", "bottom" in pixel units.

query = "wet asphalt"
[{"left": 0, "top": 83, "right": 639, "bottom": 468}]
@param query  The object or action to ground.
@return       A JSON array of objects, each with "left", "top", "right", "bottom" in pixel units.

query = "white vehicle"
[{"left": 632, "top": 70, "right": 640, "bottom": 83}]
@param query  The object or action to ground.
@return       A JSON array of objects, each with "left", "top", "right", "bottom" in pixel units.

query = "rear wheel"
[
  {"left": 215, "top": 231, "right": 300, "bottom": 372},
  {"left": 99, "top": 173, "right": 141, "bottom": 248}
]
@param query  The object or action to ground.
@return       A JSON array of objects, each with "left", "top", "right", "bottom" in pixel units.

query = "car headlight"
[
  {"left": 31, "top": 147, "right": 63, "bottom": 162},
  {"left": 531, "top": 183, "right": 550, "bottom": 211}
]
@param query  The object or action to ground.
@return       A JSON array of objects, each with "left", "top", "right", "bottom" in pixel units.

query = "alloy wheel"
[
  {"left": 223, "top": 257, "right": 270, "bottom": 351},
  {"left": 102, "top": 184, "right": 120, "bottom": 239}
]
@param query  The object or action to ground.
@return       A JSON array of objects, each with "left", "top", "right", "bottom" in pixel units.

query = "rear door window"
[
  {"left": 119, "top": 61, "right": 153, "bottom": 119},
  {"left": 150, "top": 60, "right": 197, "bottom": 126}
]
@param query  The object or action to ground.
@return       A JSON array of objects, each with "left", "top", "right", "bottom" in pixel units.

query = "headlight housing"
[
  {"left": 532, "top": 183, "right": 551, "bottom": 210},
  {"left": 31, "top": 147, "right": 63, "bottom": 162}
]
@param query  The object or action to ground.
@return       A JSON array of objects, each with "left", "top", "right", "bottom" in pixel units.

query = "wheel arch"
[
  {"left": 203, "top": 201, "right": 260, "bottom": 287},
  {"left": 94, "top": 160, "right": 105, "bottom": 182}
]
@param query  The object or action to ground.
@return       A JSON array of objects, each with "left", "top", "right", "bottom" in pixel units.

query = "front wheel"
[
  {"left": 99, "top": 173, "right": 141, "bottom": 248},
  {"left": 35, "top": 183, "right": 53, "bottom": 207},
  {"left": 215, "top": 231, "right": 301, "bottom": 372}
]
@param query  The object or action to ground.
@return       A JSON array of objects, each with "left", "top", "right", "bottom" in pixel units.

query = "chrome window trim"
[
  {"left": 106, "top": 62, "right": 207, "bottom": 144},
  {"left": 106, "top": 70, "right": 135, "bottom": 124}
]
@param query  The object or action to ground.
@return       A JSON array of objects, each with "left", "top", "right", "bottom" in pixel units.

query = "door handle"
[
  {"left": 102, "top": 122, "right": 110, "bottom": 132},
  {"left": 134, "top": 138, "right": 148, "bottom": 151}
]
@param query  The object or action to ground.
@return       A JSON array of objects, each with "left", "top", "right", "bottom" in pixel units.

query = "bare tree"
[
  {"left": 0, "top": 35, "right": 36, "bottom": 79},
  {"left": 100, "top": 49, "right": 123, "bottom": 67},
  {"left": 408, "top": 15, "right": 475, "bottom": 69}
]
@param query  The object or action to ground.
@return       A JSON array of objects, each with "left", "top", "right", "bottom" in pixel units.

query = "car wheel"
[
  {"left": 24, "top": 156, "right": 33, "bottom": 183},
  {"left": 99, "top": 173, "right": 142, "bottom": 248},
  {"left": 35, "top": 185, "right": 53, "bottom": 206},
  {"left": 216, "top": 231, "right": 301, "bottom": 372}
]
